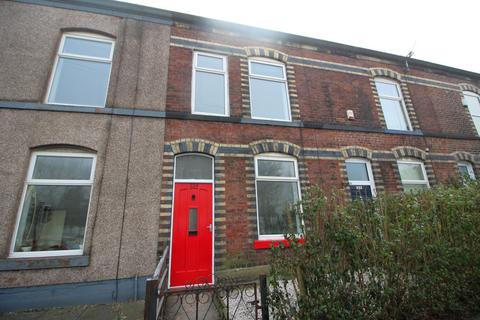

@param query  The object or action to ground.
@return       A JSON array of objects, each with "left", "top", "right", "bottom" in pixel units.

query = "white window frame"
[
  {"left": 173, "top": 153, "right": 215, "bottom": 184},
  {"left": 397, "top": 159, "right": 430, "bottom": 191},
  {"left": 463, "top": 91, "right": 480, "bottom": 135},
  {"left": 248, "top": 58, "right": 291, "bottom": 122},
  {"left": 375, "top": 78, "right": 412, "bottom": 131},
  {"left": 10, "top": 151, "right": 96, "bottom": 258},
  {"left": 345, "top": 158, "right": 377, "bottom": 198},
  {"left": 191, "top": 52, "right": 229, "bottom": 117},
  {"left": 254, "top": 153, "right": 302, "bottom": 240},
  {"left": 457, "top": 161, "right": 476, "bottom": 180},
  {"left": 45, "top": 32, "right": 115, "bottom": 108}
]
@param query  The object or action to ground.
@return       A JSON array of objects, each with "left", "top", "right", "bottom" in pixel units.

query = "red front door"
[{"left": 170, "top": 183, "right": 213, "bottom": 287}]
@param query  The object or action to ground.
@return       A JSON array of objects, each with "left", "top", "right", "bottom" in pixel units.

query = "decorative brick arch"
[
  {"left": 368, "top": 68, "right": 403, "bottom": 81},
  {"left": 169, "top": 138, "right": 220, "bottom": 156},
  {"left": 458, "top": 83, "right": 480, "bottom": 95},
  {"left": 249, "top": 139, "right": 302, "bottom": 157},
  {"left": 244, "top": 47, "right": 289, "bottom": 63},
  {"left": 368, "top": 68, "right": 420, "bottom": 130},
  {"left": 392, "top": 146, "right": 427, "bottom": 160},
  {"left": 240, "top": 48, "right": 300, "bottom": 121},
  {"left": 452, "top": 151, "right": 476, "bottom": 163},
  {"left": 340, "top": 146, "right": 373, "bottom": 159},
  {"left": 158, "top": 138, "right": 227, "bottom": 267}
]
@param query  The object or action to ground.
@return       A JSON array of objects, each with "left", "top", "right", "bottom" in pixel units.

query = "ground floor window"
[
  {"left": 254, "top": 154, "right": 301, "bottom": 240},
  {"left": 11, "top": 151, "right": 96, "bottom": 257},
  {"left": 457, "top": 161, "right": 476, "bottom": 180},
  {"left": 397, "top": 160, "right": 429, "bottom": 192},
  {"left": 345, "top": 158, "right": 376, "bottom": 200}
]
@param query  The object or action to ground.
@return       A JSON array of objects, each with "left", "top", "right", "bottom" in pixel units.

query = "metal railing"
[
  {"left": 144, "top": 245, "right": 169, "bottom": 320},
  {"left": 144, "top": 246, "right": 269, "bottom": 320}
]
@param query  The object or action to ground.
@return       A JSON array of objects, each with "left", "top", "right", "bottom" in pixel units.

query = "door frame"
[{"left": 168, "top": 153, "right": 215, "bottom": 288}]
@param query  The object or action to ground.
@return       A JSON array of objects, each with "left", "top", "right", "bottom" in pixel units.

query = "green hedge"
[{"left": 269, "top": 181, "right": 480, "bottom": 320}]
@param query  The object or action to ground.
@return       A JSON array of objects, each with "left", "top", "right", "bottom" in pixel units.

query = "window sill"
[
  {"left": 383, "top": 129, "right": 423, "bottom": 136},
  {"left": 253, "top": 238, "right": 304, "bottom": 250},
  {"left": 0, "top": 255, "right": 89, "bottom": 271}
]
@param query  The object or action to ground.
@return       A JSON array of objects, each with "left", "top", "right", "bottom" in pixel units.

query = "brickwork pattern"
[{"left": 157, "top": 138, "right": 227, "bottom": 267}]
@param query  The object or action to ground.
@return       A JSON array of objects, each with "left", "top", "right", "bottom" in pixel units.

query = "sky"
[{"left": 120, "top": 0, "right": 480, "bottom": 74}]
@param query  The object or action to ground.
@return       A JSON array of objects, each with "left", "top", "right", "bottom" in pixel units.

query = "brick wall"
[
  {"left": 167, "top": 30, "right": 479, "bottom": 137},
  {"left": 160, "top": 120, "right": 479, "bottom": 266},
  {"left": 163, "top": 23, "right": 480, "bottom": 267},
  {"left": 295, "top": 67, "right": 379, "bottom": 127}
]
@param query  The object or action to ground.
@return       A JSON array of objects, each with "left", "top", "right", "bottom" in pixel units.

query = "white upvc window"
[
  {"left": 192, "top": 52, "right": 229, "bottom": 116},
  {"left": 375, "top": 78, "right": 412, "bottom": 131},
  {"left": 457, "top": 161, "right": 476, "bottom": 180},
  {"left": 254, "top": 154, "right": 301, "bottom": 240},
  {"left": 10, "top": 151, "right": 96, "bottom": 258},
  {"left": 463, "top": 91, "right": 480, "bottom": 135},
  {"left": 397, "top": 160, "right": 429, "bottom": 193},
  {"left": 46, "top": 33, "right": 115, "bottom": 108},
  {"left": 249, "top": 59, "right": 291, "bottom": 121},
  {"left": 345, "top": 158, "right": 376, "bottom": 200}
]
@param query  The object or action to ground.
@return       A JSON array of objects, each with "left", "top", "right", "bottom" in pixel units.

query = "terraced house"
[{"left": 1, "top": 0, "right": 479, "bottom": 312}]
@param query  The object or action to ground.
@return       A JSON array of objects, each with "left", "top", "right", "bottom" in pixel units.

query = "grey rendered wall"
[{"left": 0, "top": 1, "right": 170, "bottom": 288}]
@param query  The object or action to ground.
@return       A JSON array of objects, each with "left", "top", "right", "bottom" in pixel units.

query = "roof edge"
[{"left": 13, "top": 0, "right": 480, "bottom": 80}]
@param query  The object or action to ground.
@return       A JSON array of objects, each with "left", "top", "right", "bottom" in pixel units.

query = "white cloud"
[{"left": 120, "top": 0, "right": 480, "bottom": 74}]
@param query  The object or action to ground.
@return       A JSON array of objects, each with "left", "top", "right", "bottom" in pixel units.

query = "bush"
[{"left": 269, "top": 181, "right": 480, "bottom": 320}]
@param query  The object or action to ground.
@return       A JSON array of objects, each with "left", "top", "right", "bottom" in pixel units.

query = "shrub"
[{"left": 269, "top": 181, "right": 480, "bottom": 320}]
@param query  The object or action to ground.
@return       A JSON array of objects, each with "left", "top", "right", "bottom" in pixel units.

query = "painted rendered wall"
[{"left": 0, "top": 1, "right": 170, "bottom": 289}]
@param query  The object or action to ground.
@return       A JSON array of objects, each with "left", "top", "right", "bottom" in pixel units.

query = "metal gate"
[{"left": 144, "top": 247, "right": 269, "bottom": 320}]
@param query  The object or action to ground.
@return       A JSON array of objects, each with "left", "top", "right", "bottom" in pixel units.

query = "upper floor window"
[
  {"left": 11, "top": 151, "right": 96, "bottom": 258},
  {"left": 457, "top": 161, "right": 476, "bottom": 180},
  {"left": 397, "top": 160, "right": 429, "bottom": 193},
  {"left": 255, "top": 154, "right": 301, "bottom": 240},
  {"left": 192, "top": 52, "right": 228, "bottom": 116},
  {"left": 249, "top": 59, "right": 291, "bottom": 121},
  {"left": 47, "top": 33, "right": 115, "bottom": 108},
  {"left": 463, "top": 91, "right": 480, "bottom": 135},
  {"left": 375, "top": 78, "right": 412, "bottom": 131},
  {"left": 345, "top": 158, "right": 376, "bottom": 200}
]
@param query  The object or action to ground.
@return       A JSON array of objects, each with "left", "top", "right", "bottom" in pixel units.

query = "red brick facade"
[{"left": 160, "top": 23, "right": 480, "bottom": 268}]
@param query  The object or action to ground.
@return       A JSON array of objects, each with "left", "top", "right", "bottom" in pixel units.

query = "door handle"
[{"left": 207, "top": 224, "right": 212, "bottom": 232}]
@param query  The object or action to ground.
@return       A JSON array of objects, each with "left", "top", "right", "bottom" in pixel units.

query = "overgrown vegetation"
[{"left": 269, "top": 181, "right": 480, "bottom": 320}]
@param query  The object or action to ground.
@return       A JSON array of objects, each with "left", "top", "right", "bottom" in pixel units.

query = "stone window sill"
[{"left": 0, "top": 255, "right": 89, "bottom": 271}]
